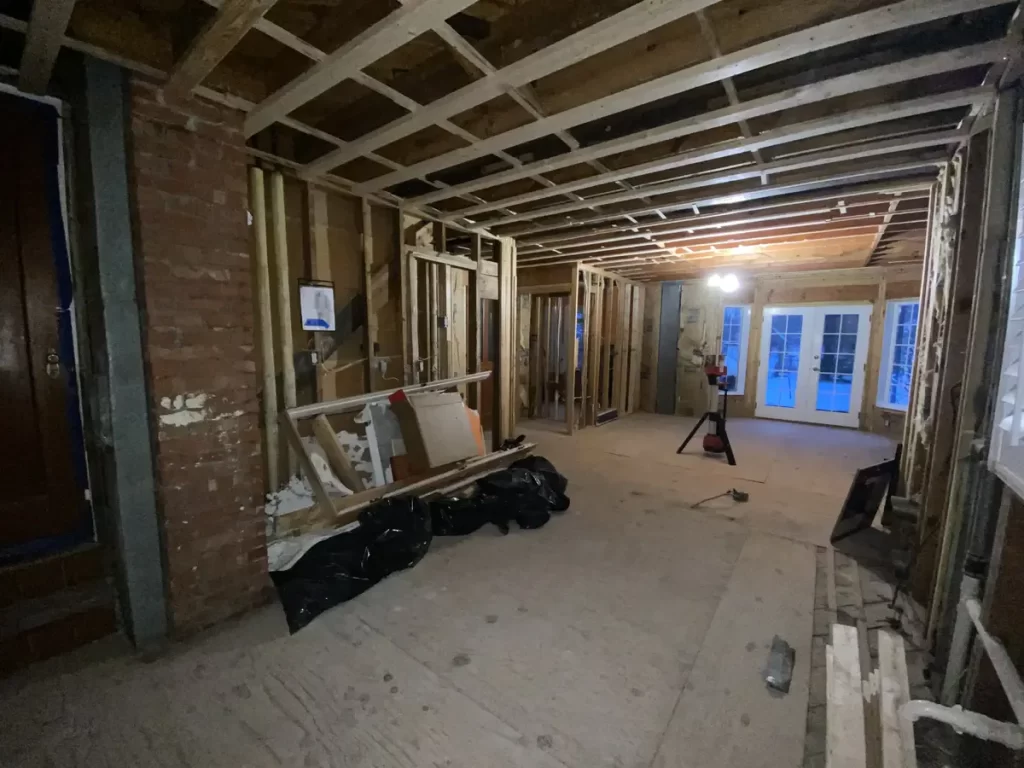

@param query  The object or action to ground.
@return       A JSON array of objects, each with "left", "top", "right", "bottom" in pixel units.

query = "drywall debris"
[{"left": 764, "top": 636, "right": 795, "bottom": 694}]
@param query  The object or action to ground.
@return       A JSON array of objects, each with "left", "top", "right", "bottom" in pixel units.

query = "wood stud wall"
[
  {"left": 518, "top": 263, "right": 645, "bottom": 434},
  {"left": 248, "top": 167, "right": 521, "bottom": 493}
]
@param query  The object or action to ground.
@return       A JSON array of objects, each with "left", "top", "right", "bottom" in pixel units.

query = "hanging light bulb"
[
  {"left": 721, "top": 273, "right": 739, "bottom": 293},
  {"left": 707, "top": 273, "right": 722, "bottom": 287}
]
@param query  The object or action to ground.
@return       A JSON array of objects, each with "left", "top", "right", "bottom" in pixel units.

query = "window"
[
  {"left": 720, "top": 305, "right": 751, "bottom": 394},
  {"left": 876, "top": 300, "right": 920, "bottom": 410},
  {"left": 991, "top": 145, "right": 1024, "bottom": 499}
]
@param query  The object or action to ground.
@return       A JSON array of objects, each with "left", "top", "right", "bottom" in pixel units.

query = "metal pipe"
[
  {"left": 902, "top": 700, "right": 1024, "bottom": 750},
  {"left": 249, "top": 166, "right": 279, "bottom": 490},
  {"left": 940, "top": 573, "right": 981, "bottom": 705}
]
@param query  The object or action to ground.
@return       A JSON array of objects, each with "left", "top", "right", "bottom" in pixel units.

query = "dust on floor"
[{"left": 0, "top": 415, "right": 894, "bottom": 768}]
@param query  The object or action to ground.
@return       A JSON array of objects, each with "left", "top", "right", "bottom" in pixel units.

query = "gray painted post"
[{"left": 83, "top": 59, "right": 168, "bottom": 648}]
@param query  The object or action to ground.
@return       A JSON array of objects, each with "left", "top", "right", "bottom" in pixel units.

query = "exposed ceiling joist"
[
  {"left": 354, "top": 0, "right": 1009, "bottom": 192},
  {"left": 447, "top": 87, "right": 988, "bottom": 219},
  {"left": 499, "top": 164, "right": 939, "bottom": 238},
  {"left": 244, "top": 0, "right": 480, "bottom": 136},
  {"left": 864, "top": 197, "right": 905, "bottom": 264},
  {"left": 301, "top": 0, "right": 723, "bottom": 176},
  {"left": 520, "top": 208, "right": 930, "bottom": 265},
  {"left": 481, "top": 129, "right": 964, "bottom": 226},
  {"left": 410, "top": 41, "right": 1004, "bottom": 208},
  {"left": 164, "top": 0, "right": 279, "bottom": 101},
  {"left": 518, "top": 193, "right": 932, "bottom": 255},
  {"left": 18, "top": 0, "right": 77, "bottom": 94}
]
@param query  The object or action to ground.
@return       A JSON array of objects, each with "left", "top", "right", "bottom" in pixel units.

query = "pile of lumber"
[{"left": 827, "top": 623, "right": 917, "bottom": 768}]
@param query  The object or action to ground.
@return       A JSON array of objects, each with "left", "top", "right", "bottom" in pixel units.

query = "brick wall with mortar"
[{"left": 126, "top": 77, "right": 268, "bottom": 635}]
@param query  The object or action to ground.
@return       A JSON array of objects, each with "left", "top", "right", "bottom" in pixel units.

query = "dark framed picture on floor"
[{"left": 830, "top": 444, "right": 901, "bottom": 544}]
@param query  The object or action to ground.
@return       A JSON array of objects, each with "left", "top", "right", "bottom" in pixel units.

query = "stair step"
[{"left": 0, "top": 545, "right": 117, "bottom": 675}]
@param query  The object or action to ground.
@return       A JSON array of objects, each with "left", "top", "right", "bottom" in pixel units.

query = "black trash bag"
[
  {"left": 509, "top": 456, "right": 569, "bottom": 501},
  {"left": 430, "top": 494, "right": 501, "bottom": 536},
  {"left": 430, "top": 456, "right": 571, "bottom": 536},
  {"left": 271, "top": 496, "right": 432, "bottom": 633}
]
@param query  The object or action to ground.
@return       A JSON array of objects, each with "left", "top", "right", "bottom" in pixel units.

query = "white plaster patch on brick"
[{"left": 158, "top": 392, "right": 245, "bottom": 427}]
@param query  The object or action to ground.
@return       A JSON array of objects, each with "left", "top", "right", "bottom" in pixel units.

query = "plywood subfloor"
[{"left": 0, "top": 415, "right": 895, "bottom": 768}]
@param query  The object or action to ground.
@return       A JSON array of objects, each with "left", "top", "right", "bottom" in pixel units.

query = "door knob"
[
  {"left": 812, "top": 367, "right": 820, "bottom": 372},
  {"left": 46, "top": 348, "right": 61, "bottom": 379}
]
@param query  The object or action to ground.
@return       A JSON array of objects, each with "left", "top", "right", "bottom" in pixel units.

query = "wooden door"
[{"left": 0, "top": 98, "right": 82, "bottom": 546}]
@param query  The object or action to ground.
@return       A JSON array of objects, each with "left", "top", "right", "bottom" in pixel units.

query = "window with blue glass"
[
  {"left": 876, "top": 300, "right": 920, "bottom": 410},
  {"left": 720, "top": 305, "right": 751, "bottom": 395}
]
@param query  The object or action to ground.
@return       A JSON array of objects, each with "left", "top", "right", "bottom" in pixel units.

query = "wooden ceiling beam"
[
  {"left": 519, "top": 195, "right": 931, "bottom": 255},
  {"left": 354, "top": 0, "right": 1010, "bottom": 192},
  {"left": 498, "top": 164, "right": 938, "bottom": 238},
  {"left": 164, "top": 0, "right": 279, "bottom": 102},
  {"left": 519, "top": 210, "right": 929, "bottom": 265},
  {"left": 517, "top": 185, "right": 933, "bottom": 249},
  {"left": 522, "top": 220, "right": 927, "bottom": 269},
  {"left": 301, "top": 0, "right": 722, "bottom": 175},
  {"left": 244, "top": 0, "right": 480, "bottom": 137},
  {"left": 487, "top": 131, "right": 961, "bottom": 228},
  {"left": 409, "top": 40, "right": 1005, "bottom": 208},
  {"left": 451, "top": 91, "right": 985, "bottom": 220},
  {"left": 18, "top": 0, "right": 77, "bottom": 93}
]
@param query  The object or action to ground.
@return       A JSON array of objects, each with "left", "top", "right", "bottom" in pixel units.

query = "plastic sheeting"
[{"left": 271, "top": 455, "right": 569, "bottom": 632}]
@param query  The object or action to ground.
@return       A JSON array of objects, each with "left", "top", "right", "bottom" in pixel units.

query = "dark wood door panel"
[{"left": 0, "top": 98, "right": 82, "bottom": 546}]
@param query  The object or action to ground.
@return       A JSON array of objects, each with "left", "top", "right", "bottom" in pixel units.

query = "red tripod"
[{"left": 676, "top": 361, "right": 737, "bottom": 466}]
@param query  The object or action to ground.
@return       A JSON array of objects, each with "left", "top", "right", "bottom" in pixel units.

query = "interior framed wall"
[
  {"left": 517, "top": 263, "right": 644, "bottom": 434},
  {"left": 249, "top": 165, "right": 521, "bottom": 490}
]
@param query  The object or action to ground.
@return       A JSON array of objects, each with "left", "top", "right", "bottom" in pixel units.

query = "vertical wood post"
[
  {"left": 250, "top": 166, "right": 279, "bottom": 490},
  {"left": 566, "top": 264, "right": 580, "bottom": 434},
  {"left": 361, "top": 198, "right": 376, "bottom": 392},
  {"left": 468, "top": 233, "right": 482, "bottom": 409}
]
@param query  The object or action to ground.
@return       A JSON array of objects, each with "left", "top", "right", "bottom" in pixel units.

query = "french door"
[{"left": 755, "top": 304, "right": 873, "bottom": 428}]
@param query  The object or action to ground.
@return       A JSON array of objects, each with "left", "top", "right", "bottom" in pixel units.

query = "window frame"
[
  {"left": 720, "top": 304, "right": 752, "bottom": 395},
  {"left": 876, "top": 299, "right": 920, "bottom": 412}
]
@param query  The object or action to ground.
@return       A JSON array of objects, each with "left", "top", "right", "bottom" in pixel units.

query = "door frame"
[{"left": 755, "top": 303, "right": 873, "bottom": 429}]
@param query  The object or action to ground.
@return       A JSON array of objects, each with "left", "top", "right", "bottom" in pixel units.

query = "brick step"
[{"left": 0, "top": 545, "right": 118, "bottom": 674}]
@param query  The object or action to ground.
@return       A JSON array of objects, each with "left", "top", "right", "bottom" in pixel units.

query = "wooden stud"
[
  {"left": 926, "top": 131, "right": 992, "bottom": 635},
  {"left": 432, "top": 84, "right": 989, "bottom": 214},
  {"left": 361, "top": 1, "right": 1005, "bottom": 191},
  {"left": 305, "top": 0, "right": 718, "bottom": 175},
  {"left": 408, "top": 246, "right": 420, "bottom": 385},
  {"left": 18, "top": 0, "right": 77, "bottom": 93},
  {"left": 312, "top": 414, "right": 366, "bottom": 493},
  {"left": 269, "top": 171, "right": 297, "bottom": 477},
  {"left": 245, "top": 0, "right": 477, "bottom": 136},
  {"left": 163, "top": 0, "right": 278, "bottom": 102},
  {"left": 566, "top": 264, "right": 580, "bottom": 435},
  {"left": 827, "top": 624, "right": 867, "bottom": 768},
  {"left": 878, "top": 631, "right": 917, "bottom": 768},
  {"left": 308, "top": 186, "right": 333, "bottom": 401},
  {"left": 360, "top": 198, "right": 377, "bottom": 392},
  {"left": 467, "top": 233, "right": 483, "bottom": 409},
  {"left": 249, "top": 167, "right": 279, "bottom": 491},
  {"left": 280, "top": 412, "right": 334, "bottom": 514}
]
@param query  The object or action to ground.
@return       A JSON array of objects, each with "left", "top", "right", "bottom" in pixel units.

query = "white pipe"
[
  {"left": 941, "top": 573, "right": 981, "bottom": 705},
  {"left": 967, "top": 598, "right": 1024, "bottom": 724},
  {"left": 902, "top": 700, "right": 1024, "bottom": 750},
  {"left": 249, "top": 167, "right": 279, "bottom": 491}
]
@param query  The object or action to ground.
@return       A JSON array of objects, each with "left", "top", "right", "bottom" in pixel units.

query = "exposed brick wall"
[{"left": 126, "top": 77, "right": 268, "bottom": 636}]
